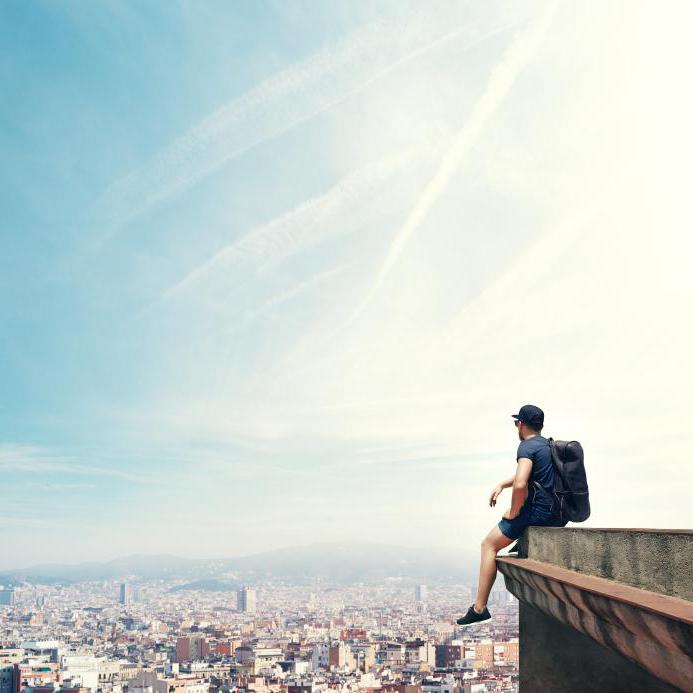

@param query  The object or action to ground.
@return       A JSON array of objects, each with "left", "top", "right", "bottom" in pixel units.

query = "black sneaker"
[
  {"left": 456, "top": 604, "right": 491, "bottom": 626},
  {"left": 507, "top": 541, "right": 520, "bottom": 554}
]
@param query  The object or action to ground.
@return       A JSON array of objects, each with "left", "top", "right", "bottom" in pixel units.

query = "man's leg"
[{"left": 474, "top": 525, "right": 514, "bottom": 612}]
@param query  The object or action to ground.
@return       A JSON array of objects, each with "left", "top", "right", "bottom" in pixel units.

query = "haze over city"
[{"left": 2, "top": 0, "right": 692, "bottom": 570}]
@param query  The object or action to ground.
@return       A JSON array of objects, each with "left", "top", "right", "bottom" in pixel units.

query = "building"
[
  {"left": 327, "top": 642, "right": 356, "bottom": 672},
  {"left": 250, "top": 648, "right": 283, "bottom": 674},
  {"left": 421, "top": 675, "right": 458, "bottom": 693},
  {"left": 20, "top": 642, "right": 61, "bottom": 664},
  {"left": 0, "top": 666, "right": 18, "bottom": 693},
  {"left": 119, "top": 583, "right": 132, "bottom": 606},
  {"left": 463, "top": 641, "right": 493, "bottom": 670},
  {"left": 435, "top": 645, "right": 462, "bottom": 669},
  {"left": 414, "top": 584, "right": 427, "bottom": 603},
  {"left": 15, "top": 660, "right": 58, "bottom": 692},
  {"left": 378, "top": 642, "right": 405, "bottom": 666},
  {"left": 0, "top": 650, "right": 21, "bottom": 693},
  {"left": 24, "top": 688, "right": 87, "bottom": 693},
  {"left": 493, "top": 639, "right": 518, "bottom": 666},
  {"left": 237, "top": 587, "right": 256, "bottom": 614},
  {"left": 60, "top": 654, "right": 100, "bottom": 691},
  {"left": 175, "top": 637, "right": 209, "bottom": 663},
  {"left": 0, "top": 589, "right": 15, "bottom": 607},
  {"left": 404, "top": 640, "right": 435, "bottom": 668},
  {"left": 310, "top": 643, "right": 329, "bottom": 671},
  {"left": 96, "top": 660, "right": 121, "bottom": 687},
  {"left": 128, "top": 672, "right": 209, "bottom": 693},
  {"left": 349, "top": 643, "right": 376, "bottom": 672}
]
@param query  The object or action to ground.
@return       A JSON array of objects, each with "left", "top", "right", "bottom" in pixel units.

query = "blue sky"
[{"left": 2, "top": 1, "right": 692, "bottom": 569}]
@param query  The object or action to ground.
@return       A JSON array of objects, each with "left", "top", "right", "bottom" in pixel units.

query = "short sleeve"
[{"left": 517, "top": 439, "right": 535, "bottom": 461}]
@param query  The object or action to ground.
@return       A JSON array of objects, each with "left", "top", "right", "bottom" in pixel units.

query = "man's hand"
[
  {"left": 503, "top": 507, "right": 518, "bottom": 520},
  {"left": 489, "top": 485, "right": 503, "bottom": 507}
]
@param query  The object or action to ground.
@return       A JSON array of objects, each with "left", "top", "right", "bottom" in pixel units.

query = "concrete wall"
[
  {"left": 519, "top": 603, "right": 680, "bottom": 693},
  {"left": 517, "top": 527, "right": 692, "bottom": 600},
  {"left": 504, "top": 528, "right": 692, "bottom": 692}
]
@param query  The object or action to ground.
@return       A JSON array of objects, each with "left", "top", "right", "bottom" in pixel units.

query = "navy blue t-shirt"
[{"left": 517, "top": 435, "right": 554, "bottom": 492}]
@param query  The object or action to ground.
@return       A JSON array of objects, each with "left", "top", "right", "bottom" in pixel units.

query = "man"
[{"left": 456, "top": 404, "right": 567, "bottom": 626}]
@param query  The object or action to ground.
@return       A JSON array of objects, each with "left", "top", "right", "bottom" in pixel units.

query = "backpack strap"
[
  {"left": 547, "top": 437, "right": 570, "bottom": 492},
  {"left": 531, "top": 480, "right": 557, "bottom": 512}
]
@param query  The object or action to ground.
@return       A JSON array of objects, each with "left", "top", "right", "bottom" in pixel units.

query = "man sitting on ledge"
[{"left": 456, "top": 404, "right": 567, "bottom": 626}]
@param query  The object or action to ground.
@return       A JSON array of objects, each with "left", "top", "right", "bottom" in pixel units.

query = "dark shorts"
[{"left": 497, "top": 490, "right": 568, "bottom": 540}]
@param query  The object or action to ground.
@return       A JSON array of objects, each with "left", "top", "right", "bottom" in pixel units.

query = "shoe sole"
[{"left": 456, "top": 616, "right": 492, "bottom": 627}]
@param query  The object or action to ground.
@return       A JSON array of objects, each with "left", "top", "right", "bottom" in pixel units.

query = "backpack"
[{"left": 547, "top": 438, "right": 590, "bottom": 523}]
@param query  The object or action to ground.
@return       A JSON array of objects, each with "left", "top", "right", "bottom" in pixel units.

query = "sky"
[{"left": 1, "top": 0, "right": 692, "bottom": 570}]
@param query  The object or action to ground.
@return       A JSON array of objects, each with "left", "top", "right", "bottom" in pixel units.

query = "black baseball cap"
[{"left": 511, "top": 404, "right": 544, "bottom": 428}]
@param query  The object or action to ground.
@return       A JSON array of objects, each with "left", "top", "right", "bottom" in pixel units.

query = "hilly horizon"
[{"left": 1, "top": 540, "right": 476, "bottom": 586}]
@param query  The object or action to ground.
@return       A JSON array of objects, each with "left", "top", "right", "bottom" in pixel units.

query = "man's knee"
[
  {"left": 482, "top": 527, "right": 513, "bottom": 552},
  {"left": 481, "top": 535, "right": 497, "bottom": 552}
]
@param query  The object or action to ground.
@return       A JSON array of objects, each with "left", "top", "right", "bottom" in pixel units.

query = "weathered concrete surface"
[
  {"left": 519, "top": 602, "right": 680, "bottom": 693},
  {"left": 516, "top": 527, "right": 693, "bottom": 600},
  {"left": 498, "top": 556, "right": 693, "bottom": 691},
  {"left": 500, "top": 529, "right": 693, "bottom": 692}
]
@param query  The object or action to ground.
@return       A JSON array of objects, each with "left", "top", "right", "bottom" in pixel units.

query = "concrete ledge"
[
  {"left": 499, "top": 528, "right": 693, "bottom": 692},
  {"left": 498, "top": 557, "right": 693, "bottom": 624},
  {"left": 515, "top": 527, "right": 693, "bottom": 599}
]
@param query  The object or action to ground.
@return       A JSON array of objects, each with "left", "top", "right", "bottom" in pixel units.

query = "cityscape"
[{"left": 0, "top": 559, "right": 518, "bottom": 693}]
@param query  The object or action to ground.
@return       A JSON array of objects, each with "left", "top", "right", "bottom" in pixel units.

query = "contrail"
[
  {"left": 227, "top": 263, "right": 350, "bottom": 335},
  {"left": 0, "top": 443, "right": 148, "bottom": 483},
  {"left": 155, "top": 149, "right": 421, "bottom": 306},
  {"left": 84, "top": 15, "right": 523, "bottom": 252},
  {"left": 148, "top": 20, "right": 525, "bottom": 310},
  {"left": 340, "top": 6, "right": 558, "bottom": 332},
  {"left": 250, "top": 263, "right": 348, "bottom": 316}
]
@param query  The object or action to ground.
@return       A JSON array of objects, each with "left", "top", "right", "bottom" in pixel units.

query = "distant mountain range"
[
  {"left": 0, "top": 541, "right": 475, "bottom": 586},
  {"left": 168, "top": 578, "right": 242, "bottom": 593}
]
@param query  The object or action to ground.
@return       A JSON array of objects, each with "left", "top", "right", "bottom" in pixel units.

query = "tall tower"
[
  {"left": 237, "top": 586, "right": 257, "bottom": 613},
  {"left": 119, "top": 583, "right": 132, "bottom": 606},
  {"left": 0, "top": 588, "right": 15, "bottom": 606},
  {"left": 415, "top": 584, "right": 428, "bottom": 604}
]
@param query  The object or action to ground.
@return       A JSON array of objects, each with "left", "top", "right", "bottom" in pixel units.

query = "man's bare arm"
[
  {"left": 489, "top": 475, "right": 516, "bottom": 507},
  {"left": 504, "top": 457, "right": 532, "bottom": 518}
]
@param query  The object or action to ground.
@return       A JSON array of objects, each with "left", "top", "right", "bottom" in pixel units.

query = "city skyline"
[
  {"left": 2, "top": 0, "right": 693, "bottom": 567},
  {"left": 0, "top": 572, "right": 521, "bottom": 691}
]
